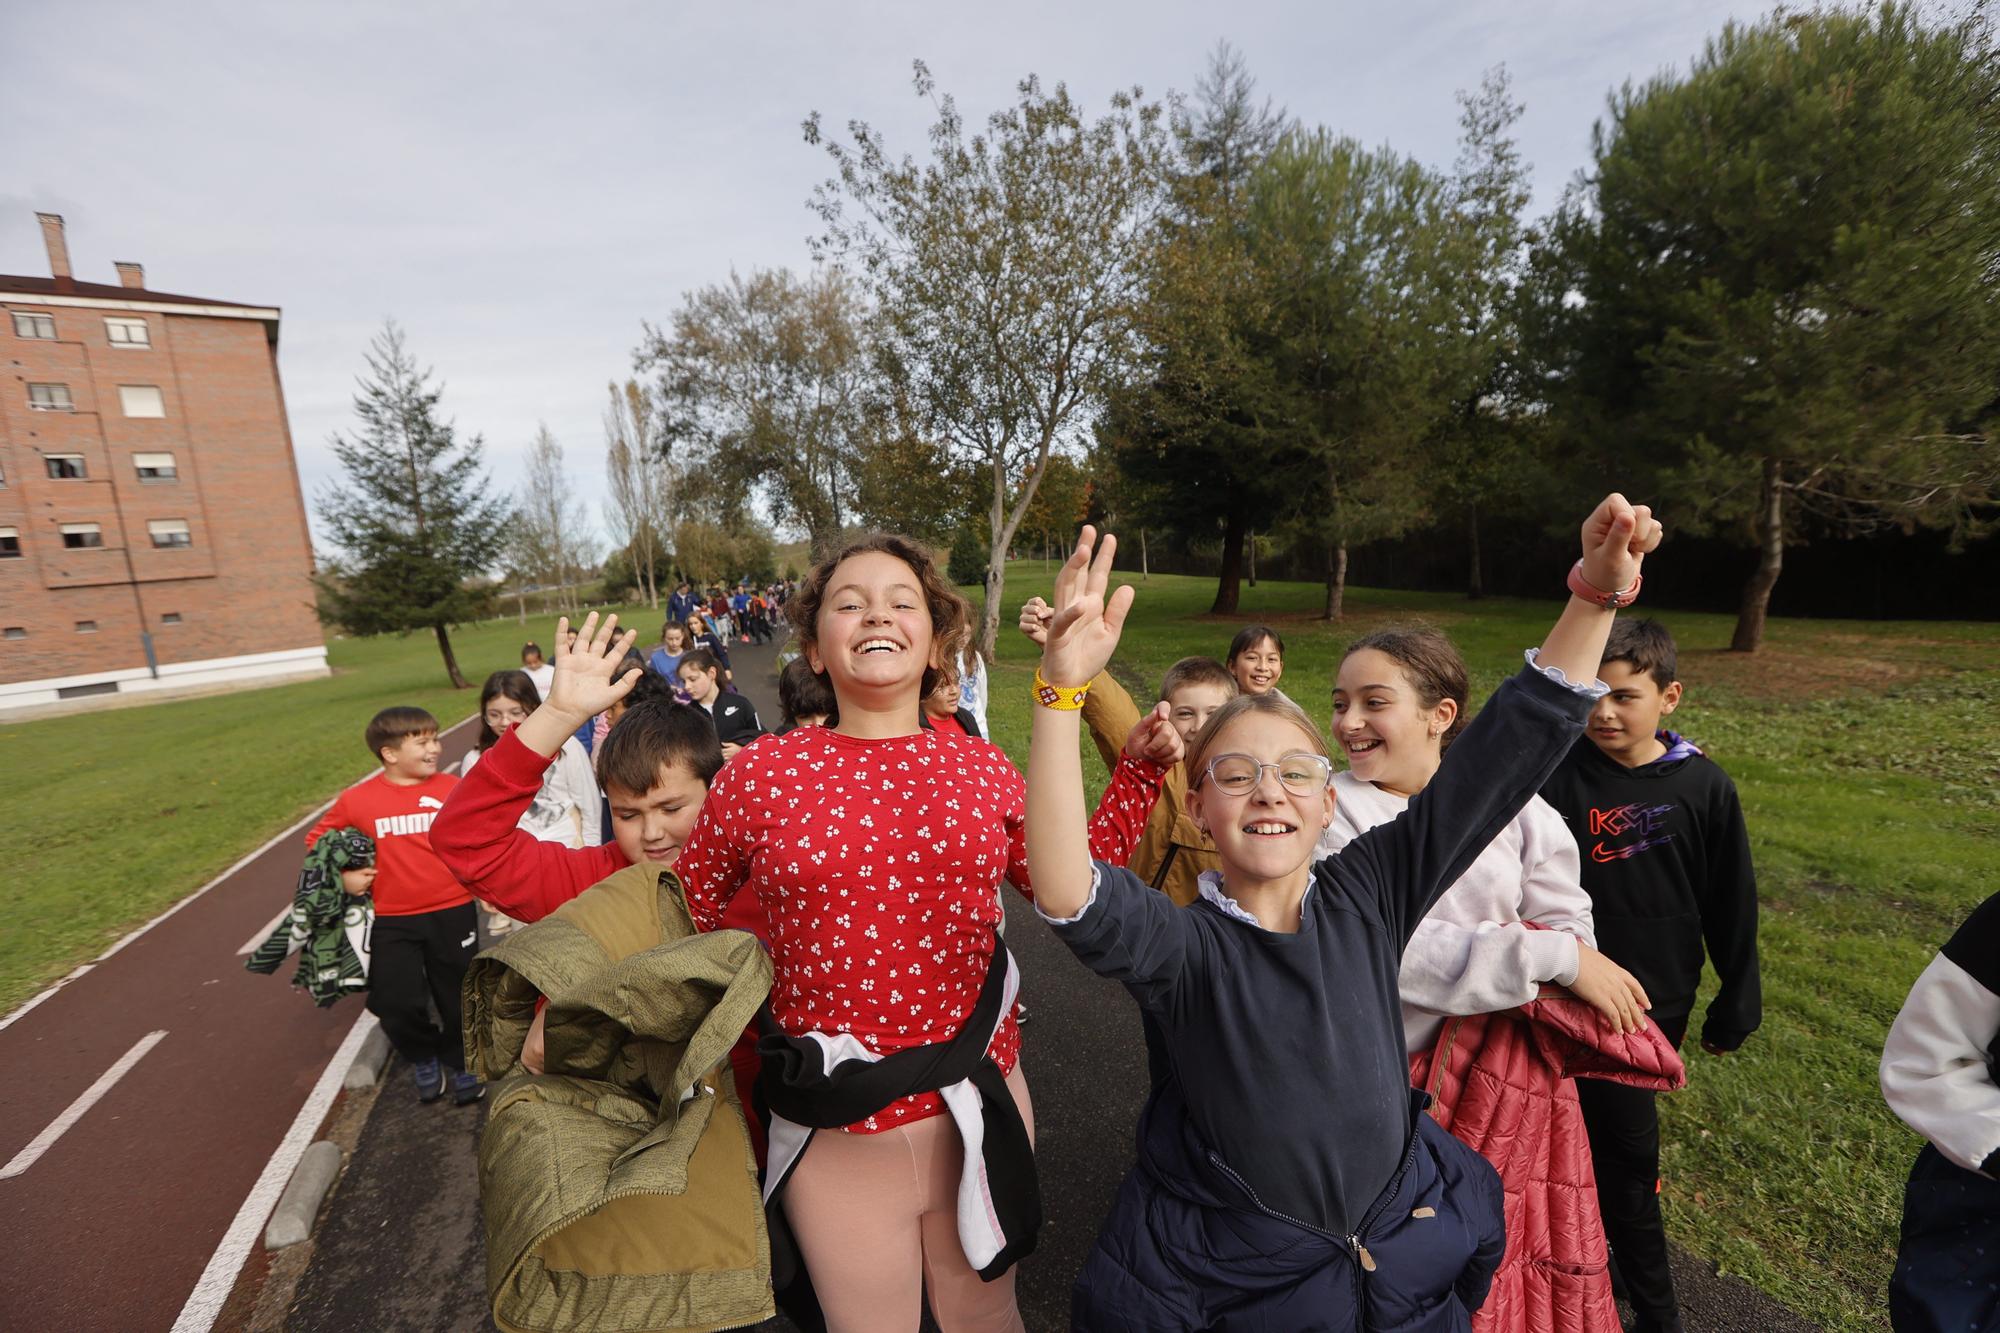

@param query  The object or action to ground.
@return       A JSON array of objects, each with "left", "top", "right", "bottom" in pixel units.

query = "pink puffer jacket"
[{"left": 1409, "top": 987, "right": 1687, "bottom": 1333}]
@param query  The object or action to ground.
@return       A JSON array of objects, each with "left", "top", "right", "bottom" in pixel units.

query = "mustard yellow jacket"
[
  {"left": 1081, "top": 670, "right": 1218, "bottom": 907},
  {"left": 464, "top": 861, "right": 775, "bottom": 1333}
]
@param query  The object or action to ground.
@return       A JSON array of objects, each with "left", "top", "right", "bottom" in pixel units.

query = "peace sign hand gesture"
[{"left": 1041, "top": 527, "right": 1134, "bottom": 688}]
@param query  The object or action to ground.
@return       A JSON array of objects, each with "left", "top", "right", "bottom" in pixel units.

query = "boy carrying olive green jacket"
[{"left": 464, "top": 860, "right": 774, "bottom": 1333}]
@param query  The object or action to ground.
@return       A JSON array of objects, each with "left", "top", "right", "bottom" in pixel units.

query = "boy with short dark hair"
[
  {"left": 1538, "top": 617, "right": 1761, "bottom": 1333},
  {"left": 430, "top": 615, "right": 767, "bottom": 1113},
  {"left": 305, "top": 706, "right": 482, "bottom": 1105}
]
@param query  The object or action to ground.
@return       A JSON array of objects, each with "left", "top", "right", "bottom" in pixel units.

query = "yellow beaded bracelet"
[{"left": 1033, "top": 666, "right": 1091, "bottom": 711}]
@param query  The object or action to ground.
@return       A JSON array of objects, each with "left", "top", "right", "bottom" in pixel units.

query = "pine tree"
[{"left": 315, "top": 322, "right": 511, "bottom": 687}]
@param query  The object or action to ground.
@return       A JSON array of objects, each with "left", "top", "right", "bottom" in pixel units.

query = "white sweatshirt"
[
  {"left": 1880, "top": 908, "right": 2000, "bottom": 1178},
  {"left": 461, "top": 735, "right": 604, "bottom": 849},
  {"left": 1318, "top": 770, "right": 1592, "bottom": 1053}
]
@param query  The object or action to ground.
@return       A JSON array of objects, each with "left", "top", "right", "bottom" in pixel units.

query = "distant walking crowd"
[{"left": 251, "top": 509, "right": 1996, "bottom": 1333}]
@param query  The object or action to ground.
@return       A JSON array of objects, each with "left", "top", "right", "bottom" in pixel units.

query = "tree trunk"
[
  {"left": 1323, "top": 541, "right": 1348, "bottom": 621},
  {"left": 1730, "top": 459, "right": 1785, "bottom": 653},
  {"left": 979, "top": 560, "right": 1004, "bottom": 662},
  {"left": 1140, "top": 527, "right": 1149, "bottom": 581},
  {"left": 1466, "top": 503, "right": 1484, "bottom": 600},
  {"left": 515, "top": 587, "right": 526, "bottom": 625},
  {"left": 1211, "top": 509, "right": 1247, "bottom": 614},
  {"left": 435, "top": 621, "right": 470, "bottom": 688},
  {"left": 1247, "top": 530, "right": 1257, "bottom": 587}
]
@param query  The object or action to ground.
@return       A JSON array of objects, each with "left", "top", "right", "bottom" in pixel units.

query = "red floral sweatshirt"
[{"left": 673, "top": 724, "right": 1163, "bottom": 1133}]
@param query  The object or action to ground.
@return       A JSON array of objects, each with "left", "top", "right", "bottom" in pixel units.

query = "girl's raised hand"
[
  {"left": 544, "top": 613, "right": 642, "bottom": 723},
  {"left": 1041, "top": 527, "right": 1134, "bottom": 687},
  {"left": 1579, "top": 494, "right": 1664, "bottom": 594}
]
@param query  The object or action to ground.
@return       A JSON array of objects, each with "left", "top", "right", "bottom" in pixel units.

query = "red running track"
[{"left": 0, "top": 715, "right": 477, "bottom": 1332}]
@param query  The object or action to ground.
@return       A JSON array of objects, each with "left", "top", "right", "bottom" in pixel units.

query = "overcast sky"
[{"left": 1, "top": 1, "right": 1760, "bottom": 552}]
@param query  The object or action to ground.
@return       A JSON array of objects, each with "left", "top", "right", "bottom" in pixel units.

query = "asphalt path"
[
  {"left": 285, "top": 632, "right": 1821, "bottom": 1333},
  {"left": 0, "top": 710, "right": 479, "bottom": 1332}
]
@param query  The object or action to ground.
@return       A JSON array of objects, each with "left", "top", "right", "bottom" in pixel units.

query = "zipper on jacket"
[{"left": 1203, "top": 1151, "right": 1341, "bottom": 1240}]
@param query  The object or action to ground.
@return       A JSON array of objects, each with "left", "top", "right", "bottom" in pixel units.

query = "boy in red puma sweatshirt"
[{"left": 305, "top": 706, "right": 481, "bottom": 1106}]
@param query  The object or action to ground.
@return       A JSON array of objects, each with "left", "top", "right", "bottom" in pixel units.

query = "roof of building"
[{"left": 0, "top": 274, "right": 267, "bottom": 310}]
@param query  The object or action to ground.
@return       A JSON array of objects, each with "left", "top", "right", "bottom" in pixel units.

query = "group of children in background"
[{"left": 282, "top": 508, "right": 1993, "bottom": 1333}]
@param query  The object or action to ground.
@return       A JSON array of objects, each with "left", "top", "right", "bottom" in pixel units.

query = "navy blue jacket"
[{"left": 1050, "top": 662, "right": 1592, "bottom": 1329}]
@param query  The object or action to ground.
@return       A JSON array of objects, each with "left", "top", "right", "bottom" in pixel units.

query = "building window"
[
  {"left": 27, "top": 383, "right": 74, "bottom": 411},
  {"left": 162, "top": 612, "right": 183, "bottom": 625},
  {"left": 105, "top": 316, "right": 151, "bottom": 348},
  {"left": 2, "top": 627, "right": 25, "bottom": 640},
  {"left": 45, "top": 454, "right": 87, "bottom": 479},
  {"left": 13, "top": 312, "right": 56, "bottom": 340},
  {"left": 59, "top": 523, "right": 104, "bottom": 549},
  {"left": 148, "top": 518, "right": 192, "bottom": 549},
  {"left": 134, "top": 451, "right": 178, "bottom": 482},
  {"left": 119, "top": 385, "right": 165, "bottom": 419},
  {"left": 75, "top": 620, "right": 99, "bottom": 633},
  {"left": 0, "top": 527, "right": 18, "bottom": 558}
]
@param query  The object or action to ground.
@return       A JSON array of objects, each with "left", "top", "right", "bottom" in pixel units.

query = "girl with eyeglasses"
[{"left": 1025, "top": 496, "right": 1662, "bottom": 1332}]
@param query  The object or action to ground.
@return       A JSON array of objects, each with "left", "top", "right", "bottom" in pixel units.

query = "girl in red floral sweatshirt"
[{"left": 671, "top": 532, "right": 1177, "bottom": 1333}]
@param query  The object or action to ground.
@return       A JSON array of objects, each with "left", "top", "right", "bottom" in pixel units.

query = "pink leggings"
[{"left": 783, "top": 1063, "right": 1034, "bottom": 1333}]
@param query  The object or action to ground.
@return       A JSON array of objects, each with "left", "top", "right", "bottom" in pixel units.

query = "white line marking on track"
[
  {"left": 168, "top": 1011, "right": 378, "bottom": 1333},
  {"left": 1, "top": 1029, "right": 170, "bottom": 1179},
  {"left": 0, "top": 714, "right": 476, "bottom": 1032},
  {"left": 236, "top": 906, "right": 292, "bottom": 957}
]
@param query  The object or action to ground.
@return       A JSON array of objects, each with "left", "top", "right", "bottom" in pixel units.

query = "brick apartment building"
[{"left": 0, "top": 213, "right": 326, "bottom": 715}]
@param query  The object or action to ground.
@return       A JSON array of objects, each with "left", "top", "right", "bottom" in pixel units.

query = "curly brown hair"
[{"left": 787, "top": 531, "right": 973, "bottom": 703}]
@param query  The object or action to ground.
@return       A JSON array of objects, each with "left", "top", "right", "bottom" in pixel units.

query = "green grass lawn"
[
  {"left": 4, "top": 565, "right": 1990, "bottom": 1330},
  {"left": 976, "top": 562, "right": 1997, "bottom": 1333}
]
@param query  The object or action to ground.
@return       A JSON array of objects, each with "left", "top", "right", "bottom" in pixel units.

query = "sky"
[{"left": 1, "top": 0, "right": 1762, "bottom": 553}]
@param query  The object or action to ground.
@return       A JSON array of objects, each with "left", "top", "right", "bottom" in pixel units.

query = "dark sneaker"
[
  {"left": 411, "top": 1057, "right": 446, "bottom": 1103},
  {"left": 451, "top": 1071, "right": 485, "bottom": 1106},
  {"left": 1015, "top": 1002, "right": 1031, "bottom": 1026}
]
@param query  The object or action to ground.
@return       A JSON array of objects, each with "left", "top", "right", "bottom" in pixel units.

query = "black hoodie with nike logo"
[{"left": 1540, "top": 730, "right": 1762, "bottom": 1050}]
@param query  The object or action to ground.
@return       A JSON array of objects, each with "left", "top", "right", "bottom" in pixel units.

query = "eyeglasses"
[{"left": 1196, "top": 751, "right": 1333, "bottom": 797}]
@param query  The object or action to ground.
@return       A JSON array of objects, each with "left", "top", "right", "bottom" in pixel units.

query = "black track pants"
[
  {"left": 365, "top": 902, "right": 477, "bottom": 1070},
  {"left": 1577, "top": 1015, "right": 1688, "bottom": 1327}
]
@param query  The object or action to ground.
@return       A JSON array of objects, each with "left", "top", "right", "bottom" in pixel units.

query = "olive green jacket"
[
  {"left": 464, "top": 861, "right": 775, "bottom": 1333},
  {"left": 1082, "top": 670, "right": 1217, "bottom": 907}
]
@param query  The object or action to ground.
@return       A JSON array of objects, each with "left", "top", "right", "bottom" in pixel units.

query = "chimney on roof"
[
  {"left": 37, "top": 213, "right": 72, "bottom": 281},
  {"left": 114, "top": 262, "right": 144, "bottom": 290}
]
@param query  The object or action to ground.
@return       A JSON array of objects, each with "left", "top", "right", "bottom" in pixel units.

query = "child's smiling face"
[
  {"left": 1165, "top": 681, "right": 1233, "bottom": 749},
  {"left": 1185, "top": 711, "right": 1334, "bottom": 887},
  {"left": 1230, "top": 636, "right": 1284, "bottom": 695},
  {"left": 1331, "top": 648, "right": 1456, "bottom": 797},
  {"left": 807, "top": 550, "right": 936, "bottom": 706}
]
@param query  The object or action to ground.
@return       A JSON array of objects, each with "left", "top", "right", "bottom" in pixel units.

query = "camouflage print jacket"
[{"left": 246, "top": 826, "right": 374, "bottom": 1007}]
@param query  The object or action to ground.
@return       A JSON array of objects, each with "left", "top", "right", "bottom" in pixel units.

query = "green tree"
[
  {"left": 1104, "top": 42, "right": 1292, "bottom": 613},
  {"left": 1250, "top": 129, "right": 1484, "bottom": 618},
  {"left": 315, "top": 322, "right": 510, "bottom": 688},
  {"left": 1533, "top": 5, "right": 2000, "bottom": 650},
  {"left": 640, "top": 267, "right": 869, "bottom": 557},
  {"left": 1425, "top": 68, "right": 1541, "bottom": 599},
  {"left": 806, "top": 61, "right": 1172, "bottom": 656},
  {"left": 850, "top": 393, "right": 982, "bottom": 545}
]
